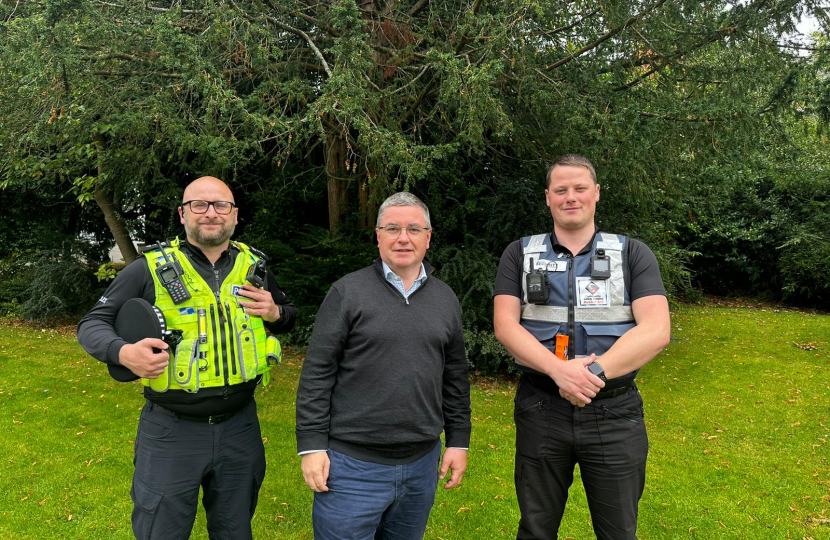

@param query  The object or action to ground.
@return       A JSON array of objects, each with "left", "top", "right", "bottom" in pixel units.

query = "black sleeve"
[
  {"left": 493, "top": 240, "right": 524, "bottom": 298},
  {"left": 76, "top": 259, "right": 155, "bottom": 366},
  {"left": 626, "top": 239, "right": 667, "bottom": 300},
  {"left": 264, "top": 268, "right": 298, "bottom": 334},
  {"left": 295, "top": 285, "right": 347, "bottom": 453},
  {"left": 442, "top": 297, "right": 472, "bottom": 449}
]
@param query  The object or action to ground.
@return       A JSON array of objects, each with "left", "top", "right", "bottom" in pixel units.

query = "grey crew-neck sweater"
[{"left": 296, "top": 259, "right": 471, "bottom": 464}]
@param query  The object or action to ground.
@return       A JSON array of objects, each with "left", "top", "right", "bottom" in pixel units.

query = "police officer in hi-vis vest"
[
  {"left": 78, "top": 176, "right": 296, "bottom": 540},
  {"left": 493, "top": 154, "right": 670, "bottom": 540}
]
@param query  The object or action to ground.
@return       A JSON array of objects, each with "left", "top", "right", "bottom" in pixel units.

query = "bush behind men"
[
  {"left": 78, "top": 176, "right": 297, "bottom": 539},
  {"left": 494, "top": 154, "right": 671, "bottom": 539}
]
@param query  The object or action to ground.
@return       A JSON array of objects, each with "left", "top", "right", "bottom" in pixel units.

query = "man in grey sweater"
[{"left": 296, "top": 192, "right": 471, "bottom": 540}]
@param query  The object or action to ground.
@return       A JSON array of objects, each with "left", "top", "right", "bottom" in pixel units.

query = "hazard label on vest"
[{"left": 576, "top": 278, "right": 609, "bottom": 307}]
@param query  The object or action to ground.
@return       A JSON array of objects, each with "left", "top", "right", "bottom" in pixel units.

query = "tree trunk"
[
  {"left": 326, "top": 129, "right": 350, "bottom": 233},
  {"left": 92, "top": 133, "right": 138, "bottom": 264}
]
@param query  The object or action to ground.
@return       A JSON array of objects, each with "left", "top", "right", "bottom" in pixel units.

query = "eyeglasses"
[
  {"left": 376, "top": 225, "right": 431, "bottom": 238},
  {"left": 181, "top": 200, "right": 236, "bottom": 215}
]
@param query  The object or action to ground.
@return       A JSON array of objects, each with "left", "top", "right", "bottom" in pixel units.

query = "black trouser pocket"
[
  {"left": 131, "top": 475, "right": 162, "bottom": 540},
  {"left": 514, "top": 378, "right": 550, "bottom": 459}
]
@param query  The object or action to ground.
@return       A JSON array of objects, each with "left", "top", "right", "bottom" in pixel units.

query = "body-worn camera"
[
  {"left": 246, "top": 259, "right": 268, "bottom": 289},
  {"left": 526, "top": 257, "right": 551, "bottom": 305},
  {"left": 590, "top": 248, "right": 611, "bottom": 280}
]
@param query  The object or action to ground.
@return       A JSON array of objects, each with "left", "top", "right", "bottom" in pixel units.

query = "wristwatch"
[{"left": 587, "top": 361, "right": 607, "bottom": 382}]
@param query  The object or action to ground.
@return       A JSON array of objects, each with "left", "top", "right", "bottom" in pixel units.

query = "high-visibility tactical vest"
[
  {"left": 519, "top": 232, "right": 637, "bottom": 383},
  {"left": 143, "top": 238, "right": 281, "bottom": 393}
]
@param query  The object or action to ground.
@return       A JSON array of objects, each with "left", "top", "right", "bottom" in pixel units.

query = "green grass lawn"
[{"left": 1, "top": 304, "right": 828, "bottom": 539}]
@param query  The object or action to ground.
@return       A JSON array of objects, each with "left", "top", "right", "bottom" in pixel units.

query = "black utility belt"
[
  {"left": 146, "top": 400, "right": 246, "bottom": 424},
  {"left": 522, "top": 373, "right": 634, "bottom": 400},
  {"left": 594, "top": 385, "right": 632, "bottom": 400}
]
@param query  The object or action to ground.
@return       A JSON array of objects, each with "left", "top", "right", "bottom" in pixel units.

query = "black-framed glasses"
[
  {"left": 181, "top": 200, "right": 236, "bottom": 215},
  {"left": 376, "top": 225, "right": 431, "bottom": 238}
]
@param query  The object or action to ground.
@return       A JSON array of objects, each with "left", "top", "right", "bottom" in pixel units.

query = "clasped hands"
[{"left": 553, "top": 354, "right": 606, "bottom": 407}]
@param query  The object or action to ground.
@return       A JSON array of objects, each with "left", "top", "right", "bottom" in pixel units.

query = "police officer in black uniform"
[
  {"left": 493, "top": 154, "right": 670, "bottom": 540},
  {"left": 78, "top": 176, "right": 297, "bottom": 540}
]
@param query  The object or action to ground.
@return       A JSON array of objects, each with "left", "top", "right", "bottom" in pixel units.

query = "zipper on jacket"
[
  {"left": 216, "top": 302, "right": 230, "bottom": 386},
  {"left": 567, "top": 255, "right": 575, "bottom": 359},
  {"left": 210, "top": 305, "right": 220, "bottom": 377},
  {"left": 226, "top": 301, "right": 237, "bottom": 375}
]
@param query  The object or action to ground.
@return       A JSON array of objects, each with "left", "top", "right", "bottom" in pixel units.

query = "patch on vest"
[
  {"left": 178, "top": 307, "right": 196, "bottom": 315},
  {"left": 231, "top": 285, "right": 245, "bottom": 297},
  {"left": 576, "top": 277, "right": 609, "bottom": 307}
]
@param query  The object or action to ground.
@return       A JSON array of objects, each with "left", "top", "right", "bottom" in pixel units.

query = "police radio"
[
  {"left": 591, "top": 248, "right": 611, "bottom": 280},
  {"left": 245, "top": 259, "right": 268, "bottom": 289},
  {"left": 154, "top": 243, "right": 191, "bottom": 304},
  {"left": 526, "top": 257, "right": 551, "bottom": 305}
]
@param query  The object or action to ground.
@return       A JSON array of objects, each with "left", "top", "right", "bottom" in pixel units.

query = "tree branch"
[
  {"left": 255, "top": 12, "right": 333, "bottom": 78},
  {"left": 91, "top": 70, "right": 181, "bottom": 79},
  {"left": 545, "top": 0, "right": 668, "bottom": 71},
  {"left": 409, "top": 0, "right": 429, "bottom": 17}
]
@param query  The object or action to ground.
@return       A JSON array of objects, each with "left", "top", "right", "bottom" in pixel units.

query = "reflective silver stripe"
[
  {"left": 521, "top": 304, "right": 634, "bottom": 323},
  {"left": 523, "top": 234, "right": 547, "bottom": 254},
  {"left": 596, "top": 233, "right": 623, "bottom": 252},
  {"left": 596, "top": 233, "right": 625, "bottom": 306}
]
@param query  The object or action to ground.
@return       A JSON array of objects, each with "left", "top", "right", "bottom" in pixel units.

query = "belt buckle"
[{"left": 208, "top": 415, "right": 218, "bottom": 424}]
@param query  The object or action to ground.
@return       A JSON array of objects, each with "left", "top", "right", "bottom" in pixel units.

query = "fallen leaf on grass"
[{"left": 456, "top": 507, "right": 470, "bottom": 514}]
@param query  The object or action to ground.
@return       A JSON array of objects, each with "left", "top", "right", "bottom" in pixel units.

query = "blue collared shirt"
[{"left": 382, "top": 261, "right": 428, "bottom": 299}]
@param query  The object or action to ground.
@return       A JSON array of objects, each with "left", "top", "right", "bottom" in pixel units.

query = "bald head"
[{"left": 182, "top": 176, "right": 235, "bottom": 205}]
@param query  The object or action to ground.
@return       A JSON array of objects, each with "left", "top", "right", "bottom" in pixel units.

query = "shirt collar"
[
  {"left": 381, "top": 261, "right": 427, "bottom": 283},
  {"left": 550, "top": 226, "right": 599, "bottom": 256}
]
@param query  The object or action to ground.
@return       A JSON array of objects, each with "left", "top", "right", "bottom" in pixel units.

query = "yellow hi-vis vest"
[{"left": 143, "top": 238, "right": 281, "bottom": 393}]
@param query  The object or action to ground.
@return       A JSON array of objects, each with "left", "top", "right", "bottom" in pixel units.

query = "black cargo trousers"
[
  {"left": 130, "top": 398, "right": 267, "bottom": 540},
  {"left": 514, "top": 373, "right": 649, "bottom": 540}
]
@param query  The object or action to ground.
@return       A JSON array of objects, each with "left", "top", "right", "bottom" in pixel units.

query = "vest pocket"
[
  {"left": 581, "top": 322, "right": 635, "bottom": 356},
  {"left": 172, "top": 338, "right": 201, "bottom": 392},
  {"left": 264, "top": 336, "right": 281, "bottom": 369},
  {"left": 233, "top": 315, "right": 259, "bottom": 381}
]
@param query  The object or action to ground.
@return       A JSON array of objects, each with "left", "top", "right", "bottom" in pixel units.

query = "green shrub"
[{"left": 19, "top": 249, "right": 103, "bottom": 321}]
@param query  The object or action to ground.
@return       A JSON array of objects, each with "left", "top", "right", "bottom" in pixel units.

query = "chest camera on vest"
[
  {"left": 591, "top": 248, "right": 611, "bottom": 280},
  {"left": 526, "top": 257, "right": 551, "bottom": 305}
]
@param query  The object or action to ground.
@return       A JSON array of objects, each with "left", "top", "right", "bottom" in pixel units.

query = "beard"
[{"left": 186, "top": 219, "right": 236, "bottom": 247}]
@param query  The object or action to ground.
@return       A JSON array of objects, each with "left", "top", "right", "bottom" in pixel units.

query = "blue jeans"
[{"left": 313, "top": 441, "right": 442, "bottom": 540}]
